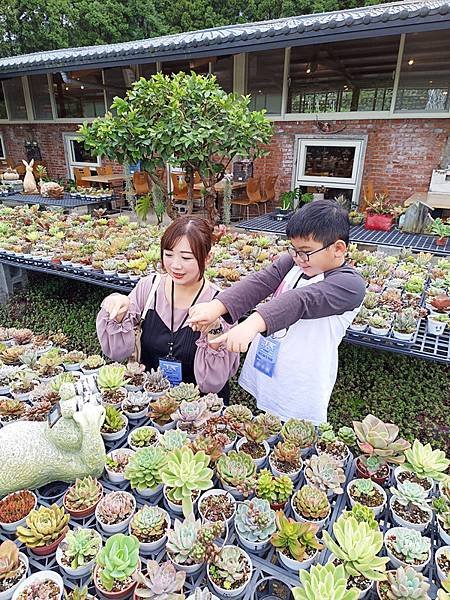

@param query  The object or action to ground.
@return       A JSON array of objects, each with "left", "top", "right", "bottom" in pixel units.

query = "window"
[
  {"left": 63, "top": 133, "right": 101, "bottom": 179},
  {"left": 140, "top": 63, "right": 157, "bottom": 79},
  {"left": 2, "top": 78, "right": 27, "bottom": 120},
  {"left": 161, "top": 58, "right": 210, "bottom": 76},
  {"left": 288, "top": 36, "right": 399, "bottom": 114},
  {"left": 53, "top": 70, "right": 105, "bottom": 118},
  {"left": 395, "top": 31, "right": 450, "bottom": 113},
  {"left": 28, "top": 74, "right": 53, "bottom": 120},
  {"left": 0, "top": 134, "right": 5, "bottom": 158},
  {"left": 104, "top": 66, "right": 137, "bottom": 109},
  {"left": 0, "top": 85, "right": 6, "bottom": 119},
  {"left": 294, "top": 137, "right": 366, "bottom": 207},
  {"left": 212, "top": 55, "right": 233, "bottom": 93},
  {"left": 247, "top": 49, "right": 285, "bottom": 114}
]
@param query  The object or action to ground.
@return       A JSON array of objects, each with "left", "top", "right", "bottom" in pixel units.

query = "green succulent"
[
  {"left": 305, "top": 454, "right": 345, "bottom": 495},
  {"left": 63, "top": 586, "right": 91, "bottom": 600},
  {"left": 274, "top": 474, "right": 294, "bottom": 503},
  {"left": 130, "top": 427, "right": 158, "bottom": 448},
  {"left": 102, "top": 405, "right": 125, "bottom": 433},
  {"left": 208, "top": 546, "right": 249, "bottom": 590},
  {"left": 292, "top": 563, "right": 359, "bottom": 600},
  {"left": 321, "top": 429, "right": 337, "bottom": 444},
  {"left": 341, "top": 503, "right": 379, "bottom": 530},
  {"left": 293, "top": 485, "right": 330, "bottom": 520},
  {"left": 61, "top": 527, "right": 101, "bottom": 569},
  {"left": 281, "top": 418, "right": 317, "bottom": 449},
  {"left": 387, "top": 529, "right": 430, "bottom": 565},
  {"left": 254, "top": 412, "right": 282, "bottom": 435},
  {"left": 384, "top": 566, "right": 431, "bottom": 599},
  {"left": 165, "top": 515, "right": 201, "bottom": 565},
  {"left": 65, "top": 476, "right": 102, "bottom": 511},
  {"left": 223, "top": 404, "right": 253, "bottom": 423},
  {"left": 270, "top": 511, "right": 323, "bottom": 561},
  {"left": 166, "top": 382, "right": 200, "bottom": 403},
  {"left": 160, "top": 447, "right": 213, "bottom": 517},
  {"left": 134, "top": 560, "right": 186, "bottom": 599},
  {"left": 216, "top": 450, "right": 256, "bottom": 490},
  {"left": 235, "top": 498, "right": 277, "bottom": 542},
  {"left": 96, "top": 533, "right": 140, "bottom": 592},
  {"left": 403, "top": 439, "right": 450, "bottom": 482},
  {"left": 158, "top": 429, "right": 189, "bottom": 451},
  {"left": 391, "top": 481, "right": 430, "bottom": 513},
  {"left": 322, "top": 515, "right": 388, "bottom": 581},
  {"left": 337, "top": 426, "right": 357, "bottom": 446},
  {"left": 351, "top": 479, "right": 376, "bottom": 498},
  {"left": 124, "top": 446, "right": 167, "bottom": 492},
  {"left": 130, "top": 506, "right": 168, "bottom": 543},
  {"left": 97, "top": 363, "right": 128, "bottom": 391}
]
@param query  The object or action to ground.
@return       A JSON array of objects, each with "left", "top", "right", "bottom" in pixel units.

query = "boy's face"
[{"left": 289, "top": 236, "right": 347, "bottom": 276}]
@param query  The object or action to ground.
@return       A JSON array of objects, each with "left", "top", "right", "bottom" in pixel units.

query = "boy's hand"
[
  {"left": 209, "top": 312, "right": 267, "bottom": 353},
  {"left": 187, "top": 299, "right": 227, "bottom": 333}
]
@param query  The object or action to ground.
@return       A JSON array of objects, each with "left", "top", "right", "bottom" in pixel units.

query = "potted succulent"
[
  {"left": 384, "top": 527, "right": 431, "bottom": 572},
  {"left": 16, "top": 504, "right": 69, "bottom": 556},
  {"left": 315, "top": 423, "right": 353, "bottom": 463},
  {"left": 390, "top": 481, "right": 432, "bottom": 532},
  {"left": 36, "top": 350, "right": 64, "bottom": 380},
  {"left": 62, "top": 350, "right": 86, "bottom": 371},
  {"left": 323, "top": 515, "right": 388, "bottom": 598},
  {"left": 128, "top": 426, "right": 159, "bottom": 451},
  {"left": 80, "top": 355, "right": 105, "bottom": 375},
  {"left": 235, "top": 498, "right": 276, "bottom": 552},
  {"left": 236, "top": 421, "right": 270, "bottom": 467},
  {"left": 97, "top": 363, "right": 128, "bottom": 405},
  {"left": 291, "top": 485, "right": 331, "bottom": 529},
  {"left": 353, "top": 414, "right": 410, "bottom": 485},
  {"left": 398, "top": 439, "right": 449, "bottom": 492},
  {"left": 0, "top": 398, "right": 26, "bottom": 424},
  {"left": 158, "top": 429, "right": 189, "bottom": 451},
  {"left": 143, "top": 368, "right": 170, "bottom": 399},
  {"left": 102, "top": 258, "right": 118, "bottom": 275},
  {"left": 270, "top": 512, "right": 322, "bottom": 571},
  {"left": 223, "top": 403, "right": 253, "bottom": 424},
  {"left": 124, "top": 446, "right": 167, "bottom": 498},
  {"left": 216, "top": 450, "right": 257, "bottom": 499},
  {"left": 269, "top": 440, "right": 303, "bottom": 480},
  {"left": 0, "top": 540, "right": 29, "bottom": 600},
  {"left": 63, "top": 476, "right": 103, "bottom": 519},
  {"left": 63, "top": 585, "right": 95, "bottom": 600},
  {"left": 12, "top": 571, "right": 63, "bottom": 600},
  {"left": 172, "top": 399, "right": 211, "bottom": 438},
  {"left": 427, "top": 313, "right": 449, "bottom": 336},
  {"left": 253, "top": 412, "right": 281, "bottom": 444},
  {"left": 376, "top": 566, "right": 431, "bottom": 600},
  {"left": 368, "top": 313, "right": 391, "bottom": 336},
  {"left": 56, "top": 527, "right": 102, "bottom": 578},
  {"left": 304, "top": 454, "right": 345, "bottom": 498},
  {"left": 436, "top": 547, "right": 450, "bottom": 584},
  {"left": 346, "top": 479, "right": 387, "bottom": 517},
  {"left": 190, "top": 433, "right": 227, "bottom": 463},
  {"left": 433, "top": 497, "right": 450, "bottom": 544},
  {"left": 349, "top": 307, "right": 370, "bottom": 332},
  {"left": 133, "top": 560, "right": 185, "bottom": 599},
  {"left": 364, "top": 193, "right": 397, "bottom": 232},
  {"left": 207, "top": 545, "right": 253, "bottom": 598},
  {"left": 94, "top": 534, "right": 140, "bottom": 600},
  {"left": 202, "top": 392, "right": 224, "bottom": 417},
  {"left": 348, "top": 211, "right": 364, "bottom": 227},
  {"left": 95, "top": 491, "right": 136, "bottom": 534},
  {"left": 0, "top": 490, "right": 37, "bottom": 532},
  {"left": 105, "top": 449, "right": 135, "bottom": 484},
  {"left": 198, "top": 489, "right": 236, "bottom": 526},
  {"left": 122, "top": 391, "right": 151, "bottom": 420},
  {"left": 186, "top": 590, "right": 219, "bottom": 600},
  {"left": 392, "top": 309, "right": 418, "bottom": 341},
  {"left": 101, "top": 405, "right": 128, "bottom": 442},
  {"left": 161, "top": 447, "right": 213, "bottom": 516},
  {"left": 148, "top": 396, "right": 179, "bottom": 432},
  {"left": 256, "top": 468, "right": 294, "bottom": 510},
  {"left": 292, "top": 562, "right": 359, "bottom": 600},
  {"left": 281, "top": 418, "right": 317, "bottom": 455},
  {"left": 0, "top": 365, "right": 17, "bottom": 395},
  {"left": 431, "top": 218, "right": 450, "bottom": 246},
  {"left": 202, "top": 415, "right": 239, "bottom": 451},
  {"left": 129, "top": 505, "right": 170, "bottom": 553},
  {"left": 124, "top": 362, "right": 146, "bottom": 391},
  {"left": 9, "top": 370, "right": 38, "bottom": 401}
]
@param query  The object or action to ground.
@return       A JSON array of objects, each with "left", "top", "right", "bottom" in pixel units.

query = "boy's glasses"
[{"left": 287, "top": 241, "right": 334, "bottom": 262}]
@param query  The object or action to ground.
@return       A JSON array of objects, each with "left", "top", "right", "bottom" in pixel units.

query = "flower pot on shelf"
[
  {"left": 29, "top": 527, "right": 69, "bottom": 557},
  {"left": 12, "top": 570, "right": 63, "bottom": 600},
  {"left": 364, "top": 213, "right": 393, "bottom": 232},
  {"left": 0, "top": 552, "right": 29, "bottom": 600}
]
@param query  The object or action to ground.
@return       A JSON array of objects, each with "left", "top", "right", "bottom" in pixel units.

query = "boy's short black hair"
[{"left": 286, "top": 199, "right": 350, "bottom": 245}]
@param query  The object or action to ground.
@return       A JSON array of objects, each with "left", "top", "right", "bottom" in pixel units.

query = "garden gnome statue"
[
  {"left": 22, "top": 159, "right": 39, "bottom": 194},
  {"left": 0, "top": 383, "right": 106, "bottom": 496}
]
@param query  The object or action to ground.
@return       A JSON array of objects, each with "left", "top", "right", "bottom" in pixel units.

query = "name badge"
[
  {"left": 158, "top": 357, "right": 183, "bottom": 386},
  {"left": 253, "top": 336, "right": 280, "bottom": 378}
]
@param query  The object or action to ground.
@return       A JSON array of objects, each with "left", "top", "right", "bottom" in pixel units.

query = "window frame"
[
  {"left": 0, "top": 134, "right": 6, "bottom": 159},
  {"left": 63, "top": 133, "right": 101, "bottom": 179}
]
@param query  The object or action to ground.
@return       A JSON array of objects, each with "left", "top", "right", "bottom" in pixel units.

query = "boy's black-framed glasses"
[{"left": 287, "top": 241, "right": 334, "bottom": 262}]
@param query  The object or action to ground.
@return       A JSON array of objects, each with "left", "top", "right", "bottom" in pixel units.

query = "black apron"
[{"left": 140, "top": 281, "right": 230, "bottom": 402}]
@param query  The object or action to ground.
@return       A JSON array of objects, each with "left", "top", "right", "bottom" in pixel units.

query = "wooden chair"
[
  {"left": 259, "top": 174, "right": 278, "bottom": 214},
  {"left": 132, "top": 171, "right": 151, "bottom": 196},
  {"left": 231, "top": 176, "right": 262, "bottom": 220},
  {"left": 73, "top": 166, "right": 91, "bottom": 188},
  {"left": 97, "top": 165, "right": 113, "bottom": 176}
]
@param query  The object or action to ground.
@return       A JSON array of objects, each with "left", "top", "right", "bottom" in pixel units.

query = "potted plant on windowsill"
[{"left": 364, "top": 193, "right": 398, "bottom": 232}]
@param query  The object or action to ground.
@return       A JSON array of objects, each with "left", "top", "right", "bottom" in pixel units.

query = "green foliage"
[
  {"left": 292, "top": 563, "right": 359, "bottom": 600},
  {"left": 96, "top": 533, "right": 140, "bottom": 592}
]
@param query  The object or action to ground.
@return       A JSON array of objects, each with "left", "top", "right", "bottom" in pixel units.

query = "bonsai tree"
[{"left": 79, "top": 72, "right": 273, "bottom": 223}]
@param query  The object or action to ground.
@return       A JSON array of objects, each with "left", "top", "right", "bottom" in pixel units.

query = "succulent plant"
[
  {"left": 0, "top": 540, "right": 21, "bottom": 582},
  {"left": 191, "top": 434, "right": 226, "bottom": 463},
  {"left": 60, "top": 527, "right": 101, "bottom": 569},
  {"left": 0, "top": 490, "right": 35, "bottom": 524},
  {"left": 101, "top": 405, "right": 125, "bottom": 433},
  {"left": 202, "top": 392, "right": 223, "bottom": 414},
  {"left": 341, "top": 503, "right": 378, "bottom": 530},
  {"left": 166, "top": 382, "right": 200, "bottom": 403},
  {"left": 438, "top": 578, "right": 450, "bottom": 600},
  {"left": 254, "top": 412, "right": 282, "bottom": 435},
  {"left": 353, "top": 414, "right": 410, "bottom": 464},
  {"left": 10, "top": 369, "right": 39, "bottom": 393},
  {"left": 130, "top": 427, "right": 158, "bottom": 448},
  {"left": 96, "top": 491, "right": 135, "bottom": 525},
  {"left": 12, "top": 328, "right": 33, "bottom": 345},
  {"left": 96, "top": 533, "right": 140, "bottom": 592},
  {"left": 209, "top": 546, "right": 249, "bottom": 589},
  {"left": 351, "top": 478, "right": 376, "bottom": 498},
  {"left": 130, "top": 506, "right": 167, "bottom": 543},
  {"left": 134, "top": 560, "right": 186, "bottom": 599},
  {"left": 125, "top": 446, "right": 167, "bottom": 492},
  {"left": 223, "top": 404, "right": 253, "bottom": 423},
  {"left": 171, "top": 399, "right": 211, "bottom": 429},
  {"left": 305, "top": 454, "right": 345, "bottom": 495},
  {"left": 272, "top": 441, "right": 302, "bottom": 471},
  {"left": 292, "top": 562, "right": 359, "bottom": 600},
  {"left": 166, "top": 515, "right": 202, "bottom": 565},
  {"left": 16, "top": 503, "right": 69, "bottom": 548},
  {"left": 51, "top": 372, "right": 77, "bottom": 394},
  {"left": 216, "top": 450, "right": 257, "bottom": 492},
  {"left": 337, "top": 426, "right": 357, "bottom": 446},
  {"left": 161, "top": 447, "right": 213, "bottom": 517},
  {"left": 106, "top": 450, "right": 131, "bottom": 473},
  {"left": 387, "top": 529, "right": 430, "bottom": 565},
  {"left": 256, "top": 469, "right": 293, "bottom": 504},
  {"left": 190, "top": 590, "right": 216, "bottom": 600},
  {"left": 149, "top": 396, "right": 179, "bottom": 424},
  {"left": 281, "top": 418, "right": 317, "bottom": 449},
  {"left": 0, "top": 397, "right": 25, "bottom": 418},
  {"left": 64, "top": 350, "right": 86, "bottom": 364},
  {"left": 293, "top": 485, "right": 331, "bottom": 520},
  {"left": 240, "top": 420, "right": 269, "bottom": 443},
  {"left": 235, "top": 498, "right": 276, "bottom": 542},
  {"left": 37, "top": 349, "right": 64, "bottom": 374},
  {"left": 391, "top": 481, "right": 430, "bottom": 513},
  {"left": 144, "top": 368, "right": 170, "bottom": 393},
  {"left": 158, "top": 428, "right": 189, "bottom": 451},
  {"left": 81, "top": 354, "right": 105, "bottom": 370},
  {"left": 323, "top": 515, "right": 388, "bottom": 581},
  {"left": 97, "top": 363, "right": 128, "bottom": 391},
  {"left": 271, "top": 511, "right": 323, "bottom": 561},
  {"left": 404, "top": 439, "right": 450, "bottom": 482},
  {"left": 65, "top": 476, "right": 102, "bottom": 511},
  {"left": 0, "top": 346, "right": 25, "bottom": 365},
  {"left": 63, "top": 585, "right": 91, "bottom": 600},
  {"left": 393, "top": 309, "right": 418, "bottom": 335},
  {"left": 125, "top": 361, "right": 146, "bottom": 379},
  {"left": 384, "top": 566, "right": 431, "bottom": 599}
]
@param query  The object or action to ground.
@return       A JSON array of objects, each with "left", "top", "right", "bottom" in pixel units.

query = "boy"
[{"left": 187, "top": 200, "right": 366, "bottom": 424}]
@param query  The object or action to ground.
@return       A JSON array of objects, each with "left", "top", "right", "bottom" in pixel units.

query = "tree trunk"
[
  {"left": 185, "top": 167, "right": 194, "bottom": 215},
  {"left": 147, "top": 170, "right": 177, "bottom": 220}
]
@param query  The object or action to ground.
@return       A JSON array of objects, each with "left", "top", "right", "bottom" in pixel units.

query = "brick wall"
[{"left": 1, "top": 118, "right": 449, "bottom": 206}]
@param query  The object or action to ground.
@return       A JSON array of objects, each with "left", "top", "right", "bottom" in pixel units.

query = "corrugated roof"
[{"left": 0, "top": 0, "right": 449, "bottom": 76}]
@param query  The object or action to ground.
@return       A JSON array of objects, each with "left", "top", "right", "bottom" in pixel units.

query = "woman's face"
[{"left": 162, "top": 235, "right": 203, "bottom": 286}]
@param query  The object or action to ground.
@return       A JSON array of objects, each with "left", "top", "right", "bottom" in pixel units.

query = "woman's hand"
[
  {"left": 102, "top": 294, "right": 130, "bottom": 323},
  {"left": 187, "top": 299, "right": 227, "bottom": 333},
  {"left": 209, "top": 312, "right": 267, "bottom": 353}
]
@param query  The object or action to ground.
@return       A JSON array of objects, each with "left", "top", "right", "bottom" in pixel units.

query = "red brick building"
[{"left": 0, "top": 0, "right": 450, "bottom": 207}]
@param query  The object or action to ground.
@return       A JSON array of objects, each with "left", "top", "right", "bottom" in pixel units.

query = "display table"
[{"left": 0, "top": 192, "right": 108, "bottom": 212}]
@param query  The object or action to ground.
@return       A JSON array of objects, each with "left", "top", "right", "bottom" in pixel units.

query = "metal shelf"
[{"left": 0, "top": 192, "right": 109, "bottom": 209}]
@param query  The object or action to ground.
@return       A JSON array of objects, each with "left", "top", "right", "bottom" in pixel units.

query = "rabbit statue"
[{"left": 22, "top": 159, "right": 38, "bottom": 194}]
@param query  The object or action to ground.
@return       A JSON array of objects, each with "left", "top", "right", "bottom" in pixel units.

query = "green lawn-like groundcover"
[{"left": 1, "top": 273, "right": 448, "bottom": 452}]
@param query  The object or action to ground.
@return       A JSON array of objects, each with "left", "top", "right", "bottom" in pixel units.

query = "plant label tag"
[
  {"left": 47, "top": 402, "right": 62, "bottom": 428},
  {"left": 253, "top": 336, "right": 280, "bottom": 378},
  {"left": 159, "top": 357, "right": 183, "bottom": 386}
]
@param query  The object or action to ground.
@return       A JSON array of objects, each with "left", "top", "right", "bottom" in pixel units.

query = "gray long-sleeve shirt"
[{"left": 216, "top": 253, "right": 366, "bottom": 335}]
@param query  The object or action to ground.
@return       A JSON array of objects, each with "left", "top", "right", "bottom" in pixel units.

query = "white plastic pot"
[
  {"left": 290, "top": 492, "right": 330, "bottom": 530},
  {"left": 277, "top": 547, "right": 318, "bottom": 572},
  {"left": 219, "top": 480, "right": 244, "bottom": 500},
  {"left": 122, "top": 405, "right": 148, "bottom": 421},
  {"left": 384, "top": 528, "right": 431, "bottom": 572},
  {"left": 268, "top": 453, "right": 302, "bottom": 482},
  {"left": 134, "top": 483, "right": 163, "bottom": 499},
  {"left": 393, "top": 467, "right": 435, "bottom": 496},
  {"left": 129, "top": 510, "right": 170, "bottom": 554},
  {"left": 95, "top": 492, "right": 136, "bottom": 534},
  {"left": 438, "top": 520, "right": 450, "bottom": 545},
  {"left": 349, "top": 322, "right": 367, "bottom": 332},
  {"left": 0, "top": 491, "right": 37, "bottom": 532},
  {"left": 236, "top": 437, "right": 269, "bottom": 468},
  {"left": 163, "top": 486, "right": 198, "bottom": 515},
  {"left": 435, "top": 546, "right": 450, "bottom": 583},
  {"left": 389, "top": 497, "right": 432, "bottom": 533},
  {"left": 56, "top": 532, "right": 101, "bottom": 577},
  {"left": 207, "top": 546, "right": 252, "bottom": 598},
  {"left": 235, "top": 527, "right": 270, "bottom": 553},
  {"left": 347, "top": 480, "right": 387, "bottom": 518},
  {"left": 186, "top": 591, "right": 219, "bottom": 600},
  {"left": 0, "top": 553, "right": 28, "bottom": 600},
  {"left": 12, "top": 570, "right": 63, "bottom": 600},
  {"left": 198, "top": 489, "right": 236, "bottom": 527},
  {"left": 149, "top": 418, "right": 176, "bottom": 433},
  {"left": 427, "top": 316, "right": 447, "bottom": 336},
  {"left": 104, "top": 448, "right": 134, "bottom": 484},
  {"left": 101, "top": 414, "right": 128, "bottom": 442},
  {"left": 167, "top": 553, "right": 203, "bottom": 575},
  {"left": 392, "top": 330, "right": 415, "bottom": 341},
  {"left": 369, "top": 325, "right": 390, "bottom": 336},
  {"left": 127, "top": 426, "right": 159, "bottom": 451}
]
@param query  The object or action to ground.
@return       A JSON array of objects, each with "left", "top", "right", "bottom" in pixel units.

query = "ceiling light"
[
  {"left": 306, "top": 65, "right": 311, "bottom": 74},
  {"left": 80, "top": 85, "right": 85, "bottom": 90},
  {"left": 65, "top": 86, "right": 69, "bottom": 91},
  {"left": 408, "top": 58, "right": 414, "bottom": 66}
]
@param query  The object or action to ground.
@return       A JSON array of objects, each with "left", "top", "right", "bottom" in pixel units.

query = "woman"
[{"left": 96, "top": 216, "right": 239, "bottom": 400}]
